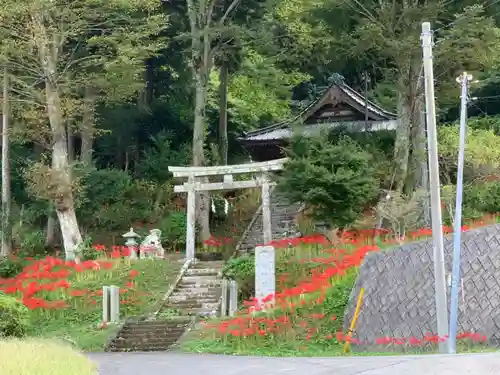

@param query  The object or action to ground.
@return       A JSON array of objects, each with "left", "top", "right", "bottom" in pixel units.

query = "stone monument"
[{"left": 255, "top": 245, "right": 276, "bottom": 308}]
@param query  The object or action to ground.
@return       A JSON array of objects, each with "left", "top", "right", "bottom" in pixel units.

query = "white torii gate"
[{"left": 168, "top": 158, "right": 288, "bottom": 260}]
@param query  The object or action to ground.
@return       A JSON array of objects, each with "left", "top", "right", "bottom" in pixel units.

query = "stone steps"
[
  {"left": 185, "top": 268, "right": 219, "bottom": 276},
  {"left": 107, "top": 260, "right": 224, "bottom": 352},
  {"left": 107, "top": 319, "right": 190, "bottom": 352},
  {"left": 238, "top": 191, "right": 302, "bottom": 252},
  {"left": 158, "top": 260, "right": 223, "bottom": 318}
]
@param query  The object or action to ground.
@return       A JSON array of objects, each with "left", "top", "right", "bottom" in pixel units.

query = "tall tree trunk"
[
  {"left": 45, "top": 203, "right": 58, "bottom": 247},
  {"left": 81, "top": 85, "right": 95, "bottom": 165},
  {"left": 67, "top": 124, "right": 74, "bottom": 163},
  {"left": 218, "top": 61, "right": 229, "bottom": 165},
  {"left": 1, "top": 66, "right": 11, "bottom": 256},
  {"left": 37, "top": 26, "right": 83, "bottom": 261},
  {"left": 187, "top": 2, "right": 213, "bottom": 244},
  {"left": 394, "top": 90, "right": 411, "bottom": 192},
  {"left": 193, "top": 65, "right": 211, "bottom": 242},
  {"left": 414, "top": 94, "right": 431, "bottom": 226}
]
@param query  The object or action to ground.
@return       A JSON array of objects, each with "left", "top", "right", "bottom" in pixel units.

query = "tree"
[
  {"left": 282, "top": 1, "right": 500, "bottom": 195},
  {"left": 279, "top": 133, "right": 379, "bottom": 229},
  {"left": 0, "top": 0, "right": 165, "bottom": 260},
  {"left": 1, "top": 66, "right": 11, "bottom": 256},
  {"left": 181, "top": 0, "right": 249, "bottom": 241}
]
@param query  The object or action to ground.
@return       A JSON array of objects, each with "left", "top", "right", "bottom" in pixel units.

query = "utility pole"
[
  {"left": 448, "top": 72, "right": 472, "bottom": 354},
  {"left": 421, "top": 22, "right": 449, "bottom": 354}
]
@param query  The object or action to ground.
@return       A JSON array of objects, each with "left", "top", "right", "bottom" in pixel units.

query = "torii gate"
[{"left": 168, "top": 158, "right": 288, "bottom": 260}]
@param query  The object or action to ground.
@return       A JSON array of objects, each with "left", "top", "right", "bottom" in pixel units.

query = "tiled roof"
[
  {"left": 241, "top": 77, "right": 397, "bottom": 143},
  {"left": 242, "top": 120, "right": 399, "bottom": 142}
]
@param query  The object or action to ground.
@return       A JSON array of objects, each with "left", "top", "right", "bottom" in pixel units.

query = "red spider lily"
[
  {"left": 0, "top": 246, "right": 144, "bottom": 311},
  {"left": 129, "top": 269, "right": 139, "bottom": 278}
]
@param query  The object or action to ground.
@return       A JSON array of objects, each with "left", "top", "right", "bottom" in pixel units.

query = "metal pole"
[
  {"left": 421, "top": 22, "right": 449, "bottom": 353},
  {"left": 448, "top": 72, "right": 471, "bottom": 354}
]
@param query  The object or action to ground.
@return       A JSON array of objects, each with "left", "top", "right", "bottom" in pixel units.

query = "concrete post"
[
  {"left": 221, "top": 279, "right": 229, "bottom": 317},
  {"left": 102, "top": 286, "right": 110, "bottom": 323},
  {"left": 109, "top": 285, "right": 120, "bottom": 323},
  {"left": 229, "top": 280, "right": 238, "bottom": 317}
]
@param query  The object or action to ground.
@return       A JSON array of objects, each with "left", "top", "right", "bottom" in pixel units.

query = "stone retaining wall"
[{"left": 343, "top": 224, "right": 500, "bottom": 350}]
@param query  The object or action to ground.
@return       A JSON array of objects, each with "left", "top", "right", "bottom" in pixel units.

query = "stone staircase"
[
  {"left": 238, "top": 189, "right": 302, "bottom": 252},
  {"left": 107, "top": 318, "right": 190, "bottom": 352},
  {"left": 106, "top": 260, "right": 223, "bottom": 352},
  {"left": 162, "top": 260, "right": 223, "bottom": 317}
]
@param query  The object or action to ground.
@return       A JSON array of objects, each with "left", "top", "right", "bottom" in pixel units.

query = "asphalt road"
[{"left": 89, "top": 352, "right": 500, "bottom": 375}]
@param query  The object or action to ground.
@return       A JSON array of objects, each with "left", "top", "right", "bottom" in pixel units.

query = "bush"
[
  {"left": 279, "top": 134, "right": 379, "bottom": 228},
  {"left": 159, "top": 211, "right": 187, "bottom": 250},
  {"left": 0, "top": 292, "right": 30, "bottom": 338},
  {"left": 77, "top": 168, "right": 172, "bottom": 230},
  {"left": 441, "top": 180, "right": 500, "bottom": 223},
  {"left": 0, "top": 257, "right": 26, "bottom": 278},
  {"left": 0, "top": 339, "right": 97, "bottom": 375},
  {"left": 18, "top": 230, "right": 48, "bottom": 259},
  {"left": 222, "top": 255, "right": 255, "bottom": 301}
]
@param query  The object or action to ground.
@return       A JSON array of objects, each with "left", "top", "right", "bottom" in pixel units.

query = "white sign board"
[{"left": 255, "top": 245, "right": 276, "bottom": 307}]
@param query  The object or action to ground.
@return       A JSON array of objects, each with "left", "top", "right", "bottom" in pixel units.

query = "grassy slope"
[
  {"left": 2, "top": 254, "right": 182, "bottom": 351},
  {"left": 1, "top": 339, "right": 96, "bottom": 375}
]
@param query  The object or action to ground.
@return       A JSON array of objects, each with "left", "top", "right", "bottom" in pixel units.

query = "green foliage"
[
  {"left": 208, "top": 49, "right": 309, "bottom": 130},
  {"left": 17, "top": 230, "right": 48, "bottom": 259},
  {"left": 442, "top": 181, "right": 500, "bottom": 222},
  {"left": 466, "top": 116, "right": 500, "bottom": 134},
  {"left": 280, "top": 134, "right": 379, "bottom": 228},
  {"left": 321, "top": 271, "right": 357, "bottom": 325},
  {"left": 222, "top": 255, "right": 255, "bottom": 301},
  {"left": 438, "top": 125, "right": 500, "bottom": 182},
  {"left": 76, "top": 168, "right": 174, "bottom": 230},
  {"left": 0, "top": 257, "right": 26, "bottom": 278},
  {"left": 138, "top": 131, "right": 191, "bottom": 183},
  {"left": 159, "top": 212, "right": 187, "bottom": 250},
  {"left": 0, "top": 292, "right": 30, "bottom": 338}
]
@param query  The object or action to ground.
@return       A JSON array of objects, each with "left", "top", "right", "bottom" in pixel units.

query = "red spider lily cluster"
[
  {"left": 93, "top": 244, "right": 133, "bottom": 258},
  {"left": 203, "top": 216, "right": 498, "bottom": 350},
  {"left": 373, "top": 332, "right": 487, "bottom": 346},
  {"left": 203, "top": 236, "right": 233, "bottom": 247},
  {"left": 0, "top": 252, "right": 144, "bottom": 312}
]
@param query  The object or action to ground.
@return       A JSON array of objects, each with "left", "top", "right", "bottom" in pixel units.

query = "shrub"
[
  {"left": 18, "top": 230, "right": 48, "bottom": 259},
  {"left": 222, "top": 255, "right": 255, "bottom": 301},
  {"left": 159, "top": 211, "right": 187, "bottom": 250},
  {"left": 279, "top": 133, "right": 379, "bottom": 228},
  {"left": 0, "top": 339, "right": 97, "bottom": 375},
  {"left": 77, "top": 168, "right": 172, "bottom": 230},
  {"left": 0, "top": 257, "right": 26, "bottom": 278},
  {"left": 0, "top": 292, "right": 30, "bottom": 338}
]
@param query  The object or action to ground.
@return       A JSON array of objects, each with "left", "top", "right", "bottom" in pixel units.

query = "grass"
[
  {"left": 1, "top": 253, "right": 183, "bottom": 351},
  {"left": 0, "top": 338, "right": 97, "bottom": 375}
]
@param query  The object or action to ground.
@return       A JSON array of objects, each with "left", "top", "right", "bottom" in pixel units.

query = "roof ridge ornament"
[{"left": 328, "top": 73, "right": 346, "bottom": 86}]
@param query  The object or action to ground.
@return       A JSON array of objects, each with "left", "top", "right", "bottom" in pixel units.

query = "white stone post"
[
  {"left": 261, "top": 173, "right": 272, "bottom": 245},
  {"left": 221, "top": 279, "right": 229, "bottom": 317},
  {"left": 229, "top": 280, "right": 238, "bottom": 317},
  {"left": 255, "top": 245, "right": 276, "bottom": 309},
  {"left": 186, "top": 176, "right": 196, "bottom": 261},
  {"left": 109, "top": 285, "right": 120, "bottom": 323},
  {"left": 102, "top": 286, "right": 110, "bottom": 323}
]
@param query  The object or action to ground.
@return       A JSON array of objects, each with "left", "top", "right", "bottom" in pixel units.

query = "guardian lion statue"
[{"left": 139, "top": 229, "right": 165, "bottom": 259}]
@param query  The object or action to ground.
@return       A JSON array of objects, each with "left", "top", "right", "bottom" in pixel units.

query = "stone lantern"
[{"left": 122, "top": 227, "right": 140, "bottom": 259}]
